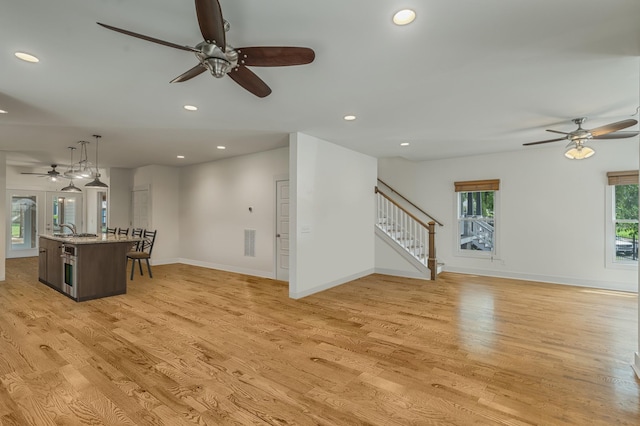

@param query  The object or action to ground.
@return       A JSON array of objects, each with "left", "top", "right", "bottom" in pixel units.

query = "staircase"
[{"left": 375, "top": 182, "right": 443, "bottom": 280}]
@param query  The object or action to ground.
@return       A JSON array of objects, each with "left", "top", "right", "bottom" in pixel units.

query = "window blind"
[
  {"left": 454, "top": 179, "right": 500, "bottom": 192},
  {"left": 607, "top": 170, "right": 638, "bottom": 186}
]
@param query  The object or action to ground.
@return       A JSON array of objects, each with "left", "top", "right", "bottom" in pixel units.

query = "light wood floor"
[{"left": 0, "top": 258, "right": 638, "bottom": 425}]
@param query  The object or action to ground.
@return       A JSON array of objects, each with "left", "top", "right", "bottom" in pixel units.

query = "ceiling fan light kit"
[
  {"left": 97, "top": 0, "right": 315, "bottom": 98},
  {"left": 523, "top": 117, "right": 639, "bottom": 160},
  {"left": 564, "top": 141, "right": 595, "bottom": 160}
]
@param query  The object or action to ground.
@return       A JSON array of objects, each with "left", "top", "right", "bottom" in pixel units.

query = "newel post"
[{"left": 428, "top": 221, "right": 436, "bottom": 280}]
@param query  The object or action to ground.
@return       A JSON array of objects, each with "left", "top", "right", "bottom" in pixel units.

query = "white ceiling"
[{"left": 2, "top": 0, "right": 639, "bottom": 171}]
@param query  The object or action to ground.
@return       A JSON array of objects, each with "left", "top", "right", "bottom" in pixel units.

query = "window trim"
[{"left": 605, "top": 172, "right": 638, "bottom": 270}]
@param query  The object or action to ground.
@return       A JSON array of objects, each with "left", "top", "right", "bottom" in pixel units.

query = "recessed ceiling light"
[
  {"left": 217, "top": 146, "right": 226, "bottom": 150},
  {"left": 393, "top": 9, "right": 416, "bottom": 26},
  {"left": 14, "top": 52, "right": 39, "bottom": 63},
  {"left": 183, "top": 105, "right": 198, "bottom": 111},
  {"left": 400, "top": 142, "right": 410, "bottom": 146},
  {"left": 344, "top": 115, "right": 356, "bottom": 121},
  {"left": 0, "top": 109, "right": 7, "bottom": 114},
  {"left": 177, "top": 155, "right": 185, "bottom": 159}
]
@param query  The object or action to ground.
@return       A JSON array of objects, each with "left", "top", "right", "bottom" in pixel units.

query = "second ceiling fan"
[
  {"left": 21, "top": 164, "right": 61, "bottom": 181},
  {"left": 523, "top": 117, "right": 638, "bottom": 159},
  {"left": 523, "top": 117, "right": 638, "bottom": 146},
  {"left": 98, "top": 0, "right": 315, "bottom": 98}
]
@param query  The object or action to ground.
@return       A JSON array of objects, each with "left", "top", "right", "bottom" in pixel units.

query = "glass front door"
[
  {"left": 6, "top": 191, "right": 42, "bottom": 258},
  {"left": 11, "top": 195, "right": 37, "bottom": 250}
]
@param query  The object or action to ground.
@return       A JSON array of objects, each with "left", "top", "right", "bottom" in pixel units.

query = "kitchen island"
[{"left": 38, "top": 233, "right": 141, "bottom": 302}]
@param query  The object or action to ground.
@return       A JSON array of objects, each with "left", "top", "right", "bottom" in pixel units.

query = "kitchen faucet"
[{"left": 60, "top": 223, "right": 77, "bottom": 234}]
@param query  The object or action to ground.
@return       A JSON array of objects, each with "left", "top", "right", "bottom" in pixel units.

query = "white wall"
[
  {"left": 132, "top": 165, "right": 180, "bottom": 264},
  {"left": 290, "top": 133, "right": 377, "bottom": 298},
  {"left": 0, "top": 153, "right": 5, "bottom": 280},
  {"left": 178, "top": 147, "right": 288, "bottom": 277},
  {"left": 379, "top": 138, "right": 639, "bottom": 292},
  {"left": 375, "top": 235, "right": 427, "bottom": 279},
  {"left": 108, "top": 168, "right": 132, "bottom": 229}
]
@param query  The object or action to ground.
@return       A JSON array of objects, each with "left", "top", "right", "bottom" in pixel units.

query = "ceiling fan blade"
[
  {"left": 227, "top": 65, "right": 272, "bottom": 98},
  {"left": 236, "top": 47, "right": 316, "bottom": 67},
  {"left": 97, "top": 22, "right": 198, "bottom": 52},
  {"left": 523, "top": 137, "right": 566, "bottom": 146},
  {"left": 589, "top": 119, "right": 638, "bottom": 137},
  {"left": 170, "top": 64, "right": 207, "bottom": 83},
  {"left": 21, "top": 172, "right": 49, "bottom": 176},
  {"left": 592, "top": 131, "right": 639, "bottom": 140},
  {"left": 195, "top": 0, "right": 226, "bottom": 50},
  {"left": 546, "top": 129, "right": 571, "bottom": 135}
]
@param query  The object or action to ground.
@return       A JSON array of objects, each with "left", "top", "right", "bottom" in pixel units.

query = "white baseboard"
[
  {"left": 375, "top": 268, "right": 430, "bottom": 281},
  {"left": 150, "top": 258, "right": 180, "bottom": 266},
  {"left": 289, "top": 268, "right": 375, "bottom": 299},
  {"left": 633, "top": 352, "right": 640, "bottom": 379},
  {"left": 177, "top": 258, "right": 274, "bottom": 279},
  {"left": 443, "top": 266, "right": 637, "bottom": 293}
]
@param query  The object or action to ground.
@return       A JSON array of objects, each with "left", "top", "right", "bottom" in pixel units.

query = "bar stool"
[{"left": 126, "top": 229, "right": 157, "bottom": 280}]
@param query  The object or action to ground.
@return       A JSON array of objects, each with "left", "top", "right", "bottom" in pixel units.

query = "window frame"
[
  {"left": 454, "top": 179, "right": 500, "bottom": 259},
  {"left": 605, "top": 171, "right": 638, "bottom": 270}
]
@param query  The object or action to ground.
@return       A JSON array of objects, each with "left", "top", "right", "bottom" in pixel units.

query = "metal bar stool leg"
[{"left": 145, "top": 258, "right": 153, "bottom": 278}]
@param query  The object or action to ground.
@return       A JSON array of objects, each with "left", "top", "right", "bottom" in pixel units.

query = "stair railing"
[
  {"left": 375, "top": 187, "right": 438, "bottom": 280},
  {"left": 377, "top": 178, "right": 444, "bottom": 226}
]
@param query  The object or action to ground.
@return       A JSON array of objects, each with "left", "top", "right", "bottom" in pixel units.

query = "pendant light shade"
[
  {"left": 86, "top": 176, "right": 108, "bottom": 188},
  {"left": 61, "top": 180, "right": 82, "bottom": 192},
  {"left": 61, "top": 147, "right": 82, "bottom": 192},
  {"left": 85, "top": 134, "right": 109, "bottom": 188}
]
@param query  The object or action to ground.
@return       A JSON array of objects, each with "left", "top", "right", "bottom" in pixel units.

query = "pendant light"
[
  {"left": 76, "top": 140, "right": 94, "bottom": 178},
  {"left": 61, "top": 180, "right": 82, "bottom": 192},
  {"left": 61, "top": 147, "right": 82, "bottom": 192},
  {"left": 85, "top": 134, "right": 108, "bottom": 188}
]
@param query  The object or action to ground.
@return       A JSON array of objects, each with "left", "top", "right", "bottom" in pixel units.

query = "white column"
[
  {"left": 635, "top": 136, "right": 640, "bottom": 379},
  {"left": 0, "top": 152, "right": 6, "bottom": 281},
  {"left": 635, "top": 65, "right": 640, "bottom": 379}
]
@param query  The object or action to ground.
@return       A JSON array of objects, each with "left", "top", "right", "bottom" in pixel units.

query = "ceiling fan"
[
  {"left": 523, "top": 117, "right": 639, "bottom": 147},
  {"left": 97, "top": 0, "right": 315, "bottom": 98},
  {"left": 21, "top": 164, "right": 61, "bottom": 181}
]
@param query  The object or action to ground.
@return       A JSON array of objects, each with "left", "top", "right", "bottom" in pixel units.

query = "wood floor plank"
[{"left": 0, "top": 258, "right": 638, "bottom": 425}]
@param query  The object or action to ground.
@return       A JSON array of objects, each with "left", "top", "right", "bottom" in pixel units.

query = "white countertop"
[{"left": 40, "top": 233, "right": 142, "bottom": 245}]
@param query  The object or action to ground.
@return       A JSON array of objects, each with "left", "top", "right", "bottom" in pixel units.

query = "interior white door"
[{"left": 276, "top": 180, "right": 290, "bottom": 281}]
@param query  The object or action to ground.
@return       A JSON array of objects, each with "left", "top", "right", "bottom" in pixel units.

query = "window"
[
  {"left": 606, "top": 171, "right": 638, "bottom": 266},
  {"left": 455, "top": 179, "right": 499, "bottom": 256}
]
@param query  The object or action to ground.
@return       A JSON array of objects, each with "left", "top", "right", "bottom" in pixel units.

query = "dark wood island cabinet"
[{"left": 38, "top": 234, "right": 141, "bottom": 302}]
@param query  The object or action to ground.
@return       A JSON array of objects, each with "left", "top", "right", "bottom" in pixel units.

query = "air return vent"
[{"left": 244, "top": 229, "right": 256, "bottom": 257}]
